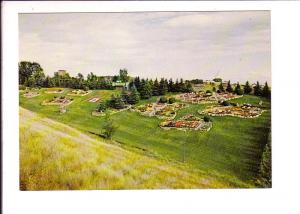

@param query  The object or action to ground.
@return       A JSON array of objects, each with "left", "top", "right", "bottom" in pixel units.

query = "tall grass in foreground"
[{"left": 20, "top": 108, "right": 236, "bottom": 190}]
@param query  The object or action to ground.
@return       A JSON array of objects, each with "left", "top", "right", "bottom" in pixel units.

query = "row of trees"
[
  {"left": 217, "top": 80, "right": 271, "bottom": 98},
  {"left": 131, "top": 77, "right": 193, "bottom": 100}
]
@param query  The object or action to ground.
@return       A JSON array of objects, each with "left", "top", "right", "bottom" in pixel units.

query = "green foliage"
[
  {"left": 159, "top": 96, "right": 168, "bottom": 103},
  {"left": 222, "top": 100, "right": 230, "bottom": 106},
  {"left": 206, "top": 90, "right": 212, "bottom": 94},
  {"left": 102, "top": 113, "right": 117, "bottom": 139},
  {"left": 226, "top": 81, "right": 233, "bottom": 93},
  {"left": 218, "top": 81, "right": 224, "bottom": 92},
  {"left": 254, "top": 81, "right": 263, "bottom": 96},
  {"left": 213, "top": 78, "right": 222, "bottom": 82},
  {"left": 152, "top": 79, "right": 160, "bottom": 96},
  {"left": 158, "top": 78, "right": 168, "bottom": 95},
  {"left": 234, "top": 82, "right": 244, "bottom": 95},
  {"left": 19, "top": 61, "right": 45, "bottom": 87},
  {"left": 119, "top": 68, "right": 129, "bottom": 82},
  {"left": 139, "top": 79, "right": 152, "bottom": 99},
  {"left": 168, "top": 97, "right": 176, "bottom": 104},
  {"left": 262, "top": 82, "right": 271, "bottom": 99},
  {"left": 108, "top": 95, "right": 126, "bottom": 109},
  {"left": 244, "top": 81, "right": 252, "bottom": 94},
  {"left": 257, "top": 133, "right": 271, "bottom": 188},
  {"left": 127, "top": 86, "right": 140, "bottom": 105},
  {"left": 191, "top": 79, "right": 203, "bottom": 84},
  {"left": 212, "top": 87, "right": 216, "bottom": 92},
  {"left": 203, "top": 115, "right": 211, "bottom": 122},
  {"left": 97, "top": 102, "right": 107, "bottom": 112}
]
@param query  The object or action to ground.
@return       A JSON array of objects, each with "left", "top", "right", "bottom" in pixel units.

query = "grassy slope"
[
  {"left": 19, "top": 88, "right": 271, "bottom": 187},
  {"left": 20, "top": 107, "right": 235, "bottom": 190}
]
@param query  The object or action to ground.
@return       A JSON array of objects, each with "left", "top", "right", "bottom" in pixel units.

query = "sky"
[{"left": 19, "top": 11, "right": 271, "bottom": 83}]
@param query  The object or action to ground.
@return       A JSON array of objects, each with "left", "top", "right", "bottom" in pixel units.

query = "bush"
[
  {"left": 83, "top": 86, "right": 89, "bottom": 91},
  {"left": 159, "top": 96, "right": 168, "bottom": 103},
  {"left": 168, "top": 97, "right": 176, "bottom": 104},
  {"left": 222, "top": 100, "right": 230, "bottom": 106},
  {"left": 97, "top": 102, "right": 107, "bottom": 112},
  {"left": 206, "top": 90, "right": 212, "bottom": 94},
  {"left": 203, "top": 115, "right": 211, "bottom": 122}
]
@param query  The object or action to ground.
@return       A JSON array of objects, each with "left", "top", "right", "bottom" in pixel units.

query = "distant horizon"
[{"left": 19, "top": 11, "right": 271, "bottom": 84}]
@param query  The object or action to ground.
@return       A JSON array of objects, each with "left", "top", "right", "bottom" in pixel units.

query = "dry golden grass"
[{"left": 20, "top": 107, "right": 235, "bottom": 190}]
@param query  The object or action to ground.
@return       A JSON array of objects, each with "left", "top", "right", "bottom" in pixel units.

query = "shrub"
[
  {"left": 206, "top": 90, "right": 212, "bottom": 94},
  {"left": 168, "top": 97, "right": 176, "bottom": 104},
  {"left": 203, "top": 115, "right": 211, "bottom": 122},
  {"left": 83, "top": 86, "right": 89, "bottom": 91},
  {"left": 159, "top": 96, "right": 168, "bottom": 103},
  {"left": 222, "top": 100, "right": 230, "bottom": 106},
  {"left": 97, "top": 102, "right": 107, "bottom": 112}
]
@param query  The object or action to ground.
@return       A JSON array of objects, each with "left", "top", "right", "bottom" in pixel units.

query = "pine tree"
[
  {"left": 139, "top": 79, "right": 152, "bottom": 99},
  {"left": 134, "top": 76, "right": 141, "bottom": 92},
  {"left": 254, "top": 81, "right": 262, "bottom": 96},
  {"left": 184, "top": 81, "right": 193, "bottom": 92},
  {"left": 226, "top": 80, "right": 233, "bottom": 93},
  {"left": 168, "top": 78, "right": 174, "bottom": 92},
  {"left": 174, "top": 79, "right": 179, "bottom": 92},
  {"left": 108, "top": 95, "right": 125, "bottom": 109},
  {"left": 179, "top": 78, "right": 185, "bottom": 92},
  {"left": 244, "top": 81, "right": 252, "bottom": 94},
  {"left": 234, "top": 82, "right": 244, "bottom": 95},
  {"left": 127, "top": 85, "right": 140, "bottom": 104},
  {"left": 262, "top": 82, "right": 271, "bottom": 99},
  {"left": 152, "top": 78, "right": 160, "bottom": 96},
  {"left": 218, "top": 81, "right": 224, "bottom": 93},
  {"left": 158, "top": 78, "right": 168, "bottom": 95}
]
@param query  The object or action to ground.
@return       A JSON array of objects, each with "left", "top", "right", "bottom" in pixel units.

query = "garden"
[
  {"left": 23, "top": 91, "right": 40, "bottom": 98},
  {"left": 67, "top": 89, "right": 91, "bottom": 96},
  {"left": 160, "top": 114, "right": 212, "bottom": 131},
  {"left": 200, "top": 103, "right": 263, "bottom": 118},
  {"left": 42, "top": 96, "right": 74, "bottom": 106}
]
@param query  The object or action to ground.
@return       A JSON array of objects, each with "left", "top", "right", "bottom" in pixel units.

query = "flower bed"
[
  {"left": 23, "top": 91, "right": 40, "bottom": 98},
  {"left": 177, "top": 92, "right": 242, "bottom": 104},
  {"left": 132, "top": 102, "right": 187, "bottom": 119},
  {"left": 88, "top": 97, "right": 101, "bottom": 103},
  {"left": 42, "top": 96, "right": 73, "bottom": 106},
  {"left": 160, "top": 114, "right": 212, "bottom": 131},
  {"left": 67, "top": 89, "right": 91, "bottom": 96},
  {"left": 45, "top": 88, "right": 65, "bottom": 94},
  {"left": 200, "top": 103, "right": 263, "bottom": 118}
]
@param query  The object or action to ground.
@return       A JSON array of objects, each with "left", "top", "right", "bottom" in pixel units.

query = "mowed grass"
[
  {"left": 20, "top": 107, "right": 235, "bottom": 190},
  {"left": 19, "top": 88, "right": 271, "bottom": 187}
]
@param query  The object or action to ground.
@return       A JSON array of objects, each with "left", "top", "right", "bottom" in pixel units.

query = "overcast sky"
[{"left": 19, "top": 11, "right": 271, "bottom": 83}]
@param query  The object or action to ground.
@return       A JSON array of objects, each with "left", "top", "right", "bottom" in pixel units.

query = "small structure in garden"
[
  {"left": 88, "top": 97, "right": 101, "bottom": 103},
  {"left": 200, "top": 103, "right": 263, "bottom": 118},
  {"left": 160, "top": 114, "right": 212, "bottom": 131},
  {"left": 45, "top": 88, "right": 65, "bottom": 94},
  {"left": 23, "top": 91, "right": 40, "bottom": 98},
  {"left": 42, "top": 96, "right": 73, "bottom": 106},
  {"left": 67, "top": 89, "right": 91, "bottom": 96}
]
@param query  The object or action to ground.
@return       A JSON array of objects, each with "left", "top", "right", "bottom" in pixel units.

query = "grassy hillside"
[
  {"left": 20, "top": 107, "right": 238, "bottom": 190},
  {"left": 20, "top": 88, "right": 271, "bottom": 187}
]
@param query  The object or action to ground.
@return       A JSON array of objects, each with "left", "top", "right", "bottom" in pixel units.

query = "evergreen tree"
[
  {"left": 254, "top": 81, "right": 262, "bottom": 96},
  {"left": 218, "top": 81, "right": 224, "bottom": 92},
  {"left": 226, "top": 80, "right": 233, "bottom": 93},
  {"left": 184, "top": 81, "right": 193, "bottom": 92},
  {"left": 108, "top": 95, "right": 125, "bottom": 109},
  {"left": 234, "top": 82, "right": 244, "bottom": 95},
  {"left": 139, "top": 79, "right": 152, "bottom": 99},
  {"left": 152, "top": 78, "right": 160, "bottom": 96},
  {"left": 179, "top": 78, "right": 185, "bottom": 92},
  {"left": 158, "top": 78, "right": 168, "bottom": 95},
  {"left": 168, "top": 78, "right": 174, "bottom": 92},
  {"left": 121, "top": 88, "right": 130, "bottom": 103},
  {"left": 244, "top": 81, "right": 252, "bottom": 94},
  {"left": 127, "top": 85, "right": 140, "bottom": 105},
  {"left": 262, "top": 82, "right": 271, "bottom": 99},
  {"left": 134, "top": 76, "right": 141, "bottom": 92},
  {"left": 174, "top": 79, "right": 179, "bottom": 92},
  {"left": 102, "top": 113, "right": 117, "bottom": 139}
]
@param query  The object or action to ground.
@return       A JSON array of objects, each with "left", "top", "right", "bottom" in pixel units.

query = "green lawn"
[{"left": 19, "top": 88, "right": 271, "bottom": 187}]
